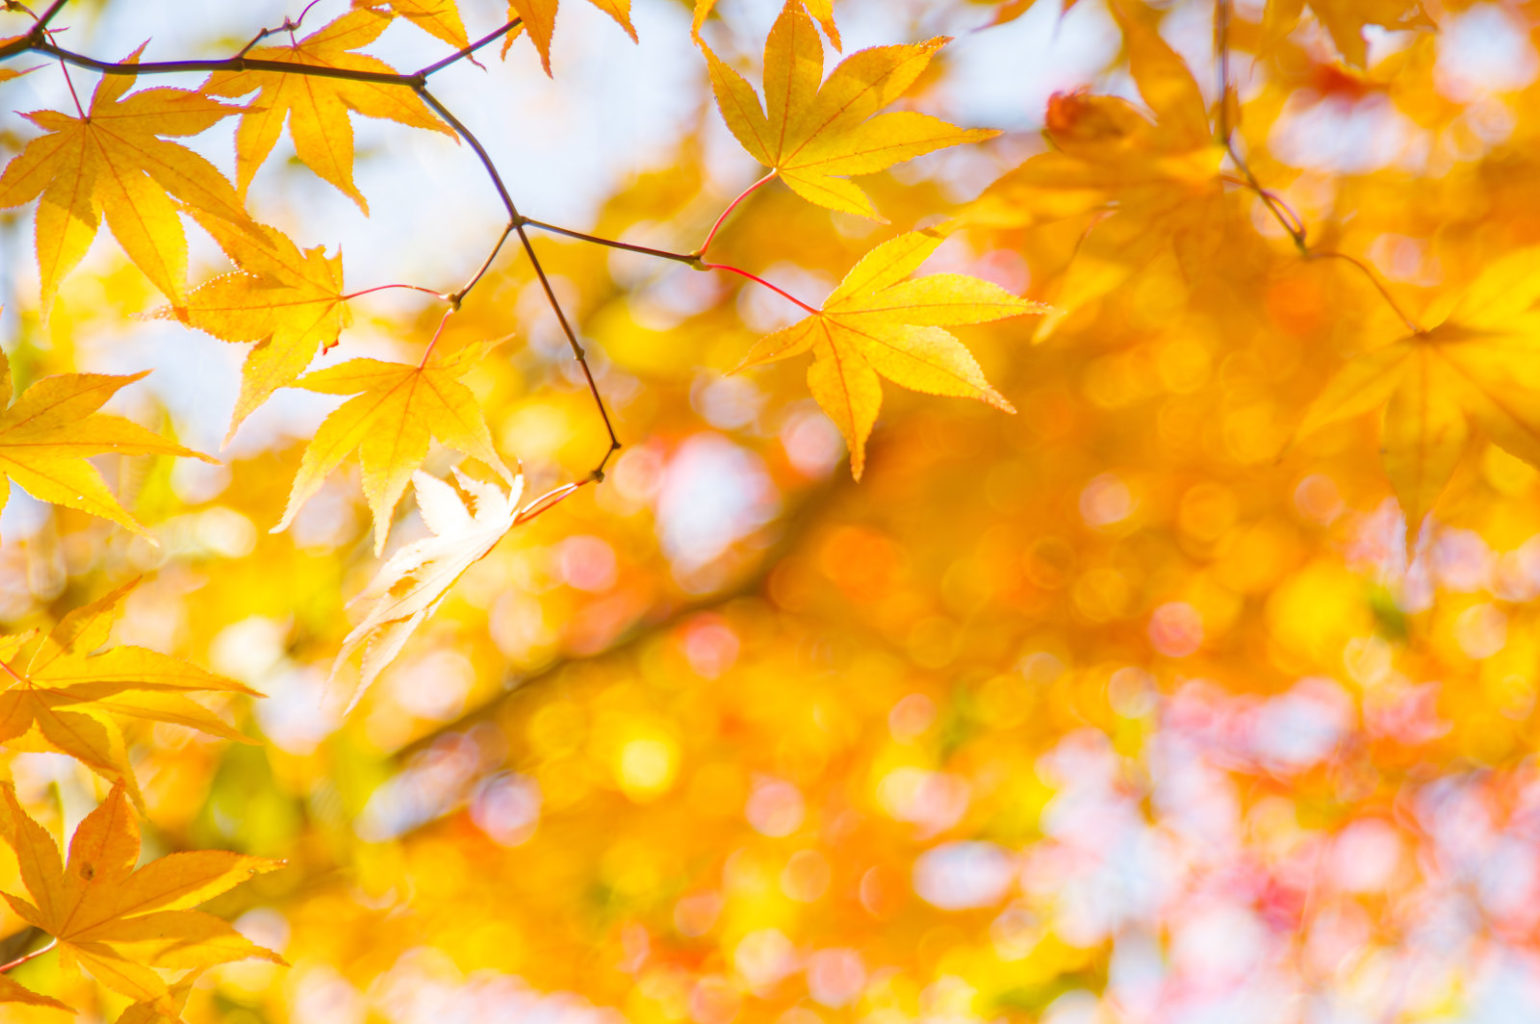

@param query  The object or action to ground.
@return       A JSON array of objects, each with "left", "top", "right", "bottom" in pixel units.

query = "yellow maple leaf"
[
  {"left": 692, "top": 0, "right": 840, "bottom": 50},
  {"left": 354, "top": 0, "right": 469, "bottom": 50},
  {"left": 0, "top": 580, "right": 261, "bottom": 788},
  {"left": 737, "top": 231, "right": 1045, "bottom": 479},
  {"left": 1299, "top": 249, "right": 1540, "bottom": 544},
  {"left": 0, "top": 783, "right": 281, "bottom": 1003},
  {"left": 501, "top": 0, "right": 637, "bottom": 75},
  {"left": 334, "top": 469, "right": 576, "bottom": 709},
  {"left": 700, "top": 0, "right": 995, "bottom": 219},
  {"left": 202, "top": 8, "right": 453, "bottom": 212},
  {"left": 0, "top": 349, "right": 213, "bottom": 534},
  {"left": 0, "top": 973, "right": 70, "bottom": 1014},
  {"left": 113, "top": 971, "right": 200, "bottom": 1024},
  {"left": 164, "top": 210, "right": 351, "bottom": 441},
  {"left": 274, "top": 341, "right": 511, "bottom": 554},
  {"left": 0, "top": 49, "right": 250, "bottom": 314}
]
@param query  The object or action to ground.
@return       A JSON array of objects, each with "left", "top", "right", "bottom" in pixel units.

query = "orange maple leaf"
[
  {"left": 700, "top": 0, "right": 994, "bottom": 219},
  {"left": 202, "top": 8, "right": 453, "bottom": 212},
  {"left": 0, "top": 49, "right": 250, "bottom": 313},
  {"left": 0, "top": 783, "right": 281, "bottom": 1003},
  {"left": 274, "top": 341, "right": 511, "bottom": 554},
  {"left": 738, "top": 231, "right": 1045, "bottom": 478}
]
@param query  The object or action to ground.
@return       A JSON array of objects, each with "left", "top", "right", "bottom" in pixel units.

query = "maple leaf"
[
  {"left": 355, "top": 0, "right": 469, "bottom": 50},
  {"left": 114, "top": 971, "right": 200, "bottom": 1024},
  {"left": 161, "top": 210, "right": 351, "bottom": 440},
  {"left": 0, "top": 580, "right": 261, "bottom": 787},
  {"left": 0, "top": 349, "right": 213, "bottom": 534},
  {"left": 962, "top": 3, "right": 1223, "bottom": 337},
  {"left": 202, "top": 8, "right": 453, "bottom": 212},
  {"left": 0, "top": 49, "right": 250, "bottom": 314},
  {"left": 334, "top": 469, "right": 575, "bottom": 709},
  {"left": 0, "top": 973, "right": 71, "bottom": 1014},
  {"left": 737, "top": 231, "right": 1044, "bottom": 478},
  {"left": 1266, "top": 0, "right": 1431, "bottom": 68},
  {"left": 274, "top": 341, "right": 511, "bottom": 554},
  {"left": 0, "top": 782, "right": 281, "bottom": 1002},
  {"left": 700, "top": 0, "right": 995, "bottom": 219},
  {"left": 1298, "top": 249, "right": 1540, "bottom": 545},
  {"left": 503, "top": 0, "right": 638, "bottom": 75},
  {"left": 985, "top": 0, "right": 1064, "bottom": 25},
  {"left": 692, "top": 0, "right": 840, "bottom": 50}
]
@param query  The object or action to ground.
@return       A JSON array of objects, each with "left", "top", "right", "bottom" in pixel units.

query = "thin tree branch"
[
  {"left": 415, "top": 87, "right": 621, "bottom": 480},
  {"left": 339, "top": 282, "right": 447, "bottom": 303},
  {"left": 414, "top": 87, "right": 518, "bottom": 220},
  {"left": 696, "top": 169, "right": 776, "bottom": 258},
  {"left": 1211, "top": 0, "right": 1422, "bottom": 334},
  {"left": 233, "top": 0, "right": 321, "bottom": 59},
  {"left": 20, "top": 39, "right": 421, "bottom": 85},
  {"left": 1305, "top": 251, "right": 1424, "bottom": 335},
  {"left": 2, "top": 17, "right": 523, "bottom": 85},
  {"left": 522, "top": 218, "right": 702, "bottom": 266},
  {"left": 448, "top": 223, "right": 515, "bottom": 308},
  {"left": 31, "top": 0, "right": 64, "bottom": 28},
  {"left": 515, "top": 220, "right": 623, "bottom": 480},
  {"left": 521, "top": 218, "right": 828, "bottom": 315},
  {"left": 417, "top": 18, "right": 522, "bottom": 78},
  {"left": 0, "top": 936, "right": 53, "bottom": 973},
  {"left": 416, "top": 307, "right": 457, "bottom": 368},
  {"left": 703, "top": 261, "right": 818, "bottom": 313}
]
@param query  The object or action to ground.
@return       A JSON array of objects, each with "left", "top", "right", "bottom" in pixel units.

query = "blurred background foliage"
[{"left": 4, "top": 0, "right": 1540, "bottom": 1020}]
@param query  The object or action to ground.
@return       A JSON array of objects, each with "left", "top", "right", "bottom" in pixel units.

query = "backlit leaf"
[
  {"left": 503, "top": 0, "right": 637, "bottom": 75},
  {"left": 161, "top": 210, "right": 351, "bottom": 440},
  {"left": 738, "top": 231, "right": 1045, "bottom": 477},
  {"left": 0, "top": 50, "right": 249, "bottom": 313},
  {"left": 275, "top": 341, "right": 511, "bottom": 553},
  {"left": 700, "top": 0, "right": 993, "bottom": 218},
  {"left": 0, "top": 783, "right": 280, "bottom": 1001},
  {"left": 0, "top": 581, "right": 260, "bottom": 786},
  {"left": 0, "top": 351, "right": 213, "bottom": 534},
  {"left": 202, "top": 9, "right": 453, "bottom": 211}
]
